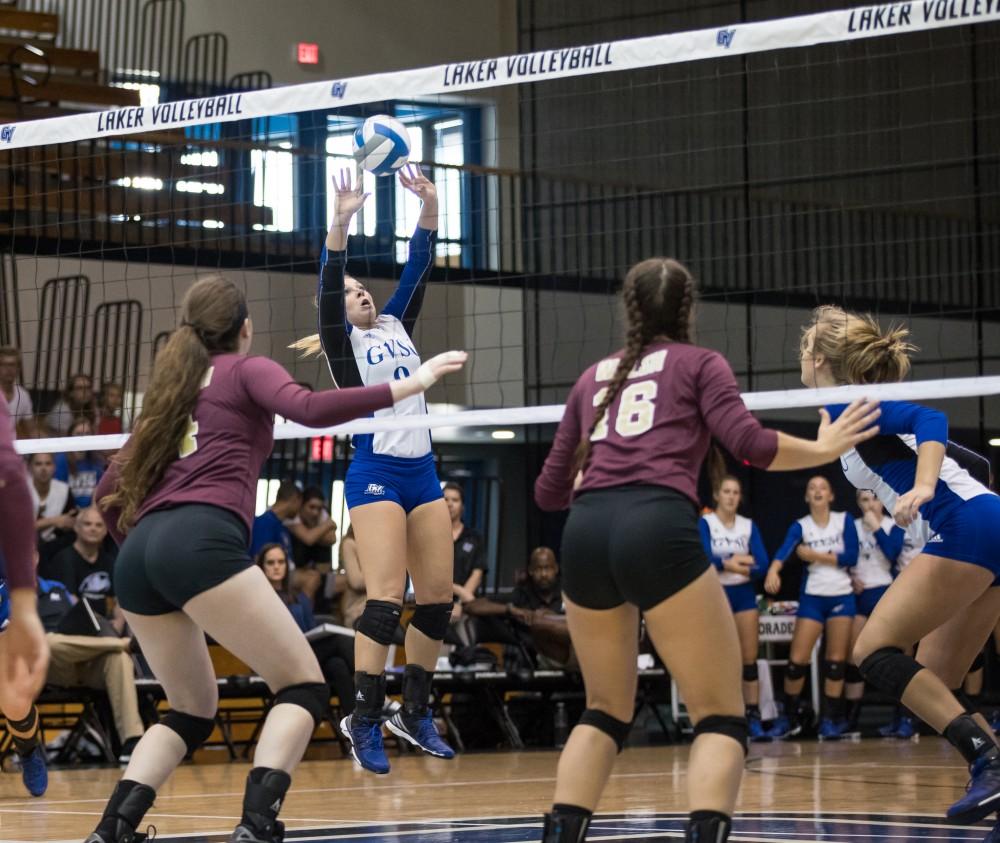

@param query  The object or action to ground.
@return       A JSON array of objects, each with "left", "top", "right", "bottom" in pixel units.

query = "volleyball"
[{"left": 352, "top": 114, "right": 411, "bottom": 176}]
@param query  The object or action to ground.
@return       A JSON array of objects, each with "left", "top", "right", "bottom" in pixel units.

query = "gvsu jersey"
[
  {"left": 702, "top": 512, "right": 755, "bottom": 586},
  {"left": 349, "top": 315, "right": 430, "bottom": 458}
]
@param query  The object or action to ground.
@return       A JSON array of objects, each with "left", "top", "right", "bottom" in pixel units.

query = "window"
[
  {"left": 325, "top": 133, "right": 377, "bottom": 237},
  {"left": 251, "top": 116, "right": 297, "bottom": 233}
]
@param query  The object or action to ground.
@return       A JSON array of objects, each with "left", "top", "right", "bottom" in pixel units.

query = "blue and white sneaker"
[
  {"left": 340, "top": 714, "right": 390, "bottom": 775},
  {"left": 818, "top": 718, "right": 842, "bottom": 741},
  {"left": 764, "top": 714, "right": 801, "bottom": 741},
  {"left": 748, "top": 714, "right": 767, "bottom": 742},
  {"left": 385, "top": 711, "right": 455, "bottom": 758},
  {"left": 948, "top": 755, "right": 1000, "bottom": 824},
  {"left": 879, "top": 715, "right": 901, "bottom": 737},
  {"left": 894, "top": 716, "right": 916, "bottom": 739},
  {"left": 19, "top": 745, "right": 47, "bottom": 797}
]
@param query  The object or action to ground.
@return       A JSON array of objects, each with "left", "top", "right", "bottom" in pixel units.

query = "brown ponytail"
[
  {"left": 806, "top": 305, "right": 915, "bottom": 384},
  {"left": 571, "top": 257, "right": 695, "bottom": 478},
  {"left": 100, "top": 276, "right": 247, "bottom": 533}
]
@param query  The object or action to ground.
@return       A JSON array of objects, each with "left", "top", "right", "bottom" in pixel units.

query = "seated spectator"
[
  {"left": 48, "top": 507, "right": 116, "bottom": 612},
  {"left": 28, "top": 452, "right": 78, "bottom": 570},
  {"left": 288, "top": 486, "right": 338, "bottom": 604},
  {"left": 250, "top": 480, "right": 301, "bottom": 560},
  {"left": 53, "top": 418, "right": 106, "bottom": 508},
  {"left": 257, "top": 543, "right": 357, "bottom": 714},
  {"left": 465, "top": 547, "right": 574, "bottom": 669},
  {"left": 35, "top": 561, "right": 144, "bottom": 763},
  {"left": 0, "top": 346, "right": 33, "bottom": 434},
  {"left": 445, "top": 481, "right": 486, "bottom": 604},
  {"left": 96, "top": 382, "right": 127, "bottom": 434},
  {"left": 47, "top": 373, "right": 96, "bottom": 435},
  {"left": 257, "top": 543, "right": 314, "bottom": 632},
  {"left": 340, "top": 525, "right": 366, "bottom": 630}
]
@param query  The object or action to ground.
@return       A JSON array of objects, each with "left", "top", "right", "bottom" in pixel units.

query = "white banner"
[
  {"left": 14, "top": 373, "right": 1000, "bottom": 454},
  {"left": 0, "top": 0, "right": 996, "bottom": 150}
]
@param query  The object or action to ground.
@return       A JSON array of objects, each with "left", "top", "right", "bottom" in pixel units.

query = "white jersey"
[
  {"left": 702, "top": 512, "right": 754, "bottom": 586},
  {"left": 29, "top": 478, "right": 72, "bottom": 542},
  {"left": 788, "top": 512, "right": 854, "bottom": 597},
  {"left": 348, "top": 314, "right": 430, "bottom": 459},
  {"left": 854, "top": 515, "right": 896, "bottom": 589}
]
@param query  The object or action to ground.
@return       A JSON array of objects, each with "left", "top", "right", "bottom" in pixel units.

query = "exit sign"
[{"left": 297, "top": 42, "right": 319, "bottom": 65}]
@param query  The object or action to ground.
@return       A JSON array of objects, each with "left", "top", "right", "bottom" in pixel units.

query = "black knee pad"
[
  {"left": 7, "top": 706, "right": 38, "bottom": 734},
  {"left": 825, "top": 660, "right": 846, "bottom": 682},
  {"left": 357, "top": 600, "right": 402, "bottom": 646},
  {"left": 859, "top": 647, "right": 923, "bottom": 699},
  {"left": 970, "top": 651, "right": 986, "bottom": 673},
  {"left": 274, "top": 682, "right": 330, "bottom": 727},
  {"left": 409, "top": 602, "right": 453, "bottom": 642},
  {"left": 742, "top": 662, "right": 759, "bottom": 682},
  {"left": 785, "top": 661, "right": 807, "bottom": 681},
  {"left": 693, "top": 714, "right": 749, "bottom": 755},
  {"left": 846, "top": 663, "right": 864, "bottom": 684},
  {"left": 578, "top": 708, "right": 632, "bottom": 752},
  {"left": 161, "top": 710, "right": 215, "bottom": 755}
]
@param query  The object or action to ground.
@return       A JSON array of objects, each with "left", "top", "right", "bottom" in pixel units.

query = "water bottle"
[{"left": 553, "top": 701, "right": 569, "bottom": 748}]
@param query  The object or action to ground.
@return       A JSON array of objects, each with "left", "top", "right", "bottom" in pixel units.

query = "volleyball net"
[{"left": 4, "top": 1, "right": 1000, "bottom": 559}]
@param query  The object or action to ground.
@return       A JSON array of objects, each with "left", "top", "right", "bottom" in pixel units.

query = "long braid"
[{"left": 572, "top": 273, "right": 661, "bottom": 478}]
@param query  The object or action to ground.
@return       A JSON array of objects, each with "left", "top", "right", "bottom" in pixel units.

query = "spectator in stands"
[
  {"left": 257, "top": 543, "right": 314, "bottom": 631},
  {"left": 16, "top": 415, "right": 52, "bottom": 440},
  {"left": 53, "top": 417, "right": 106, "bottom": 507},
  {"left": 250, "top": 480, "right": 301, "bottom": 560},
  {"left": 340, "top": 524, "right": 366, "bottom": 630},
  {"left": 28, "top": 451, "right": 77, "bottom": 570},
  {"left": 47, "top": 373, "right": 96, "bottom": 435},
  {"left": 445, "top": 482, "right": 486, "bottom": 606},
  {"left": 465, "top": 547, "right": 574, "bottom": 668},
  {"left": 258, "top": 543, "right": 358, "bottom": 715},
  {"left": 36, "top": 562, "right": 144, "bottom": 763},
  {"left": 48, "top": 507, "right": 117, "bottom": 611},
  {"left": 288, "top": 486, "right": 338, "bottom": 604},
  {"left": 96, "top": 382, "right": 127, "bottom": 434},
  {"left": 0, "top": 346, "right": 33, "bottom": 434}
]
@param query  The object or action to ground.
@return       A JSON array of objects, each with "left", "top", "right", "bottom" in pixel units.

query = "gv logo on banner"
[
  {"left": 716, "top": 28, "right": 736, "bottom": 48},
  {"left": 0, "top": 126, "right": 15, "bottom": 143},
  {"left": 331, "top": 81, "right": 348, "bottom": 99}
]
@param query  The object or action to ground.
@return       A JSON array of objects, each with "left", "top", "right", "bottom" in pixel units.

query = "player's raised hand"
[{"left": 332, "top": 168, "right": 370, "bottom": 222}]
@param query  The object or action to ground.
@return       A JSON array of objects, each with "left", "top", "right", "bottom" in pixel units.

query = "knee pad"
[
  {"left": 7, "top": 706, "right": 38, "bottom": 734},
  {"left": 846, "top": 664, "right": 864, "bottom": 684},
  {"left": 357, "top": 600, "right": 402, "bottom": 646},
  {"left": 825, "top": 660, "right": 846, "bottom": 682},
  {"left": 693, "top": 714, "right": 749, "bottom": 755},
  {"left": 274, "top": 682, "right": 330, "bottom": 727},
  {"left": 859, "top": 647, "right": 923, "bottom": 699},
  {"left": 578, "top": 708, "right": 633, "bottom": 752},
  {"left": 161, "top": 710, "right": 215, "bottom": 755},
  {"left": 970, "top": 651, "right": 986, "bottom": 673},
  {"left": 785, "top": 661, "right": 808, "bottom": 681},
  {"left": 742, "top": 662, "right": 759, "bottom": 682},
  {"left": 409, "top": 602, "right": 453, "bottom": 642}
]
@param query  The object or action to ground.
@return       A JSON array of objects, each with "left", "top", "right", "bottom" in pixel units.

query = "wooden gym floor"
[{"left": 0, "top": 738, "right": 992, "bottom": 841}]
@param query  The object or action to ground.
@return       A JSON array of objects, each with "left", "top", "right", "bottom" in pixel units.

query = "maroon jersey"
[
  {"left": 96, "top": 353, "right": 393, "bottom": 544},
  {"left": 534, "top": 341, "right": 778, "bottom": 511},
  {"left": 0, "top": 399, "right": 36, "bottom": 589}
]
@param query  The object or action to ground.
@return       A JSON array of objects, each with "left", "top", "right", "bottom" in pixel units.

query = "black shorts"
[
  {"left": 560, "top": 485, "right": 710, "bottom": 612},
  {"left": 114, "top": 504, "right": 253, "bottom": 616}
]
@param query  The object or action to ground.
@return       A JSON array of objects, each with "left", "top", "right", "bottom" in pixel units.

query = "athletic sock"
[
  {"left": 402, "top": 663, "right": 431, "bottom": 719},
  {"left": 8, "top": 706, "right": 40, "bottom": 756},
  {"left": 543, "top": 804, "right": 592, "bottom": 842},
  {"left": 94, "top": 780, "right": 156, "bottom": 841},
  {"left": 686, "top": 810, "right": 732, "bottom": 841},
  {"left": 352, "top": 671, "right": 386, "bottom": 721},
  {"left": 745, "top": 704, "right": 760, "bottom": 719},
  {"left": 945, "top": 714, "right": 999, "bottom": 766},
  {"left": 823, "top": 695, "right": 845, "bottom": 721},
  {"left": 240, "top": 767, "right": 291, "bottom": 837}
]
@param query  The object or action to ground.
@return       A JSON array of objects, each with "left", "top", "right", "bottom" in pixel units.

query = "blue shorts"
[
  {"left": 723, "top": 582, "right": 758, "bottom": 614},
  {"left": 924, "top": 494, "right": 1000, "bottom": 575},
  {"left": 797, "top": 592, "right": 856, "bottom": 623},
  {"left": 856, "top": 585, "right": 889, "bottom": 617},
  {"left": 345, "top": 451, "right": 442, "bottom": 514}
]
